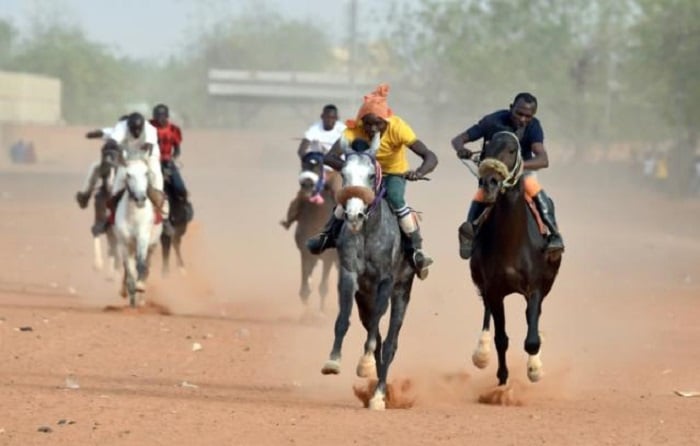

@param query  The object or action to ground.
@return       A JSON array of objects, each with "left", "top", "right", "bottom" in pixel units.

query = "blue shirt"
[{"left": 465, "top": 109, "right": 544, "bottom": 161}]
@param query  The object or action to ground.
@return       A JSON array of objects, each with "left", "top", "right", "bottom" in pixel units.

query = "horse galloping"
[
  {"left": 281, "top": 151, "right": 339, "bottom": 317},
  {"left": 114, "top": 158, "right": 163, "bottom": 307},
  {"left": 320, "top": 134, "right": 416, "bottom": 410},
  {"left": 468, "top": 131, "right": 562, "bottom": 387},
  {"left": 160, "top": 160, "right": 193, "bottom": 277}
]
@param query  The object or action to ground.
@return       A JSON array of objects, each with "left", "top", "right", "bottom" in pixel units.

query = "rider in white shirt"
[
  {"left": 297, "top": 104, "right": 347, "bottom": 158},
  {"left": 281, "top": 105, "right": 346, "bottom": 229},
  {"left": 108, "top": 112, "right": 172, "bottom": 233}
]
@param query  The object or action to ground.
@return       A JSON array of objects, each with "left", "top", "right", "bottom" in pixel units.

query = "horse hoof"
[
  {"left": 527, "top": 355, "right": 543, "bottom": 383},
  {"left": 321, "top": 359, "right": 341, "bottom": 375},
  {"left": 356, "top": 355, "right": 376, "bottom": 378},
  {"left": 93, "top": 262, "right": 103, "bottom": 272},
  {"left": 368, "top": 395, "right": 386, "bottom": 411},
  {"left": 135, "top": 280, "right": 146, "bottom": 292},
  {"left": 472, "top": 350, "right": 490, "bottom": 369}
]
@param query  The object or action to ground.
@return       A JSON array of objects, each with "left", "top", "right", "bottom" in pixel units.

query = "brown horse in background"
[{"left": 281, "top": 152, "right": 338, "bottom": 318}]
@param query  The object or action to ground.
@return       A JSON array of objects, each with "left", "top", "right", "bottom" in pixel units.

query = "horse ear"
[{"left": 368, "top": 131, "right": 381, "bottom": 156}]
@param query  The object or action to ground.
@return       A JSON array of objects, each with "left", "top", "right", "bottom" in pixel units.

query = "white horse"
[{"left": 113, "top": 159, "right": 163, "bottom": 307}]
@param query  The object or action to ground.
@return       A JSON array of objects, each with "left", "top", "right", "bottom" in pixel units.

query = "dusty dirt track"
[{"left": 1, "top": 133, "right": 699, "bottom": 445}]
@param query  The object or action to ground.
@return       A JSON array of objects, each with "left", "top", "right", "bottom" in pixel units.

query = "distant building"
[{"left": 0, "top": 70, "right": 62, "bottom": 124}]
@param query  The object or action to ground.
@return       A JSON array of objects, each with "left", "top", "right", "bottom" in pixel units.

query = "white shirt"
[
  {"left": 110, "top": 119, "right": 160, "bottom": 162},
  {"left": 303, "top": 120, "right": 346, "bottom": 154},
  {"left": 109, "top": 119, "right": 164, "bottom": 191}
]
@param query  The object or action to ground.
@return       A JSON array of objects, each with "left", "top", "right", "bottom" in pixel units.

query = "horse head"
[
  {"left": 337, "top": 132, "right": 381, "bottom": 233},
  {"left": 124, "top": 159, "right": 150, "bottom": 208},
  {"left": 298, "top": 151, "right": 326, "bottom": 199},
  {"left": 478, "top": 131, "right": 523, "bottom": 203}
]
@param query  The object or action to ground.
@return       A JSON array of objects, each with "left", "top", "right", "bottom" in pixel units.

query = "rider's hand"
[
  {"left": 405, "top": 170, "right": 424, "bottom": 181},
  {"left": 456, "top": 148, "right": 473, "bottom": 159}
]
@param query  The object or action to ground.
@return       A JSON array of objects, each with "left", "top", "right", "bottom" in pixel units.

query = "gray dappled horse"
[
  {"left": 282, "top": 151, "right": 338, "bottom": 316},
  {"left": 469, "top": 131, "right": 562, "bottom": 387},
  {"left": 320, "top": 133, "right": 416, "bottom": 410}
]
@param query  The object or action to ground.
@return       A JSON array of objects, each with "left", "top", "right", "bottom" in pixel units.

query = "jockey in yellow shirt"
[{"left": 306, "top": 84, "right": 438, "bottom": 279}]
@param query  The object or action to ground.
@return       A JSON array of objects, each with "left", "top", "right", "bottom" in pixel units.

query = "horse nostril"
[
  {"left": 489, "top": 178, "right": 499, "bottom": 187},
  {"left": 358, "top": 212, "right": 366, "bottom": 220}
]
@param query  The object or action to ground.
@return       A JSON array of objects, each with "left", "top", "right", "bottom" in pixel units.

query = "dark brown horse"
[
  {"left": 161, "top": 161, "right": 193, "bottom": 276},
  {"left": 281, "top": 152, "right": 338, "bottom": 317},
  {"left": 468, "top": 131, "right": 562, "bottom": 386}
]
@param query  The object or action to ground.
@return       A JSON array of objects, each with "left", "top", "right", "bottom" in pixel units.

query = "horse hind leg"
[
  {"left": 173, "top": 232, "right": 187, "bottom": 276},
  {"left": 355, "top": 289, "right": 380, "bottom": 379},
  {"left": 299, "top": 251, "right": 315, "bottom": 306},
  {"left": 92, "top": 236, "right": 104, "bottom": 271},
  {"left": 524, "top": 290, "right": 544, "bottom": 383},
  {"left": 472, "top": 304, "right": 492, "bottom": 369},
  {"left": 318, "top": 253, "right": 335, "bottom": 314},
  {"left": 160, "top": 233, "right": 172, "bottom": 277},
  {"left": 105, "top": 230, "right": 118, "bottom": 281}
]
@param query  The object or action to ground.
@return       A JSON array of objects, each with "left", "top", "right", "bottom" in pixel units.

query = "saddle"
[{"left": 476, "top": 194, "right": 546, "bottom": 236}]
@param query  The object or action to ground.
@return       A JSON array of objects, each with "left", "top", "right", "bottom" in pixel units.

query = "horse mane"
[
  {"left": 336, "top": 186, "right": 376, "bottom": 207},
  {"left": 478, "top": 158, "right": 510, "bottom": 180}
]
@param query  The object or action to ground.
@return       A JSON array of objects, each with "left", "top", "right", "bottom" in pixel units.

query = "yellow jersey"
[{"left": 343, "top": 115, "right": 417, "bottom": 174}]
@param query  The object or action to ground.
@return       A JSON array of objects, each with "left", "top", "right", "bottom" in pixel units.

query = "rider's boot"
[
  {"left": 397, "top": 213, "right": 433, "bottom": 280},
  {"left": 306, "top": 209, "right": 344, "bottom": 255},
  {"left": 532, "top": 190, "right": 564, "bottom": 253},
  {"left": 458, "top": 200, "right": 487, "bottom": 260}
]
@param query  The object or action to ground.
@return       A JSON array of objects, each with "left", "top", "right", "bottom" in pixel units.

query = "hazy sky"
[{"left": 1, "top": 0, "right": 373, "bottom": 59}]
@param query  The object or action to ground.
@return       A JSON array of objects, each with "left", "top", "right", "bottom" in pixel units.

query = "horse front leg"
[
  {"left": 135, "top": 235, "right": 150, "bottom": 293},
  {"left": 121, "top": 243, "right": 137, "bottom": 307},
  {"left": 321, "top": 267, "right": 356, "bottom": 375},
  {"left": 490, "top": 297, "right": 509, "bottom": 386},
  {"left": 355, "top": 290, "right": 380, "bottom": 380},
  {"left": 299, "top": 250, "right": 315, "bottom": 306},
  {"left": 105, "top": 229, "right": 119, "bottom": 280},
  {"left": 524, "top": 290, "right": 544, "bottom": 383},
  {"left": 472, "top": 302, "right": 492, "bottom": 369},
  {"left": 356, "top": 277, "right": 392, "bottom": 380},
  {"left": 370, "top": 283, "right": 411, "bottom": 411}
]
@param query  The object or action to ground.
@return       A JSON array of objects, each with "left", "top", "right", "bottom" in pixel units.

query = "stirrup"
[
  {"left": 546, "top": 234, "right": 565, "bottom": 253},
  {"left": 413, "top": 250, "right": 432, "bottom": 280}
]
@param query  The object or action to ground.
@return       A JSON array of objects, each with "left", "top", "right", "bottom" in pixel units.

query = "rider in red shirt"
[{"left": 149, "top": 104, "right": 193, "bottom": 223}]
